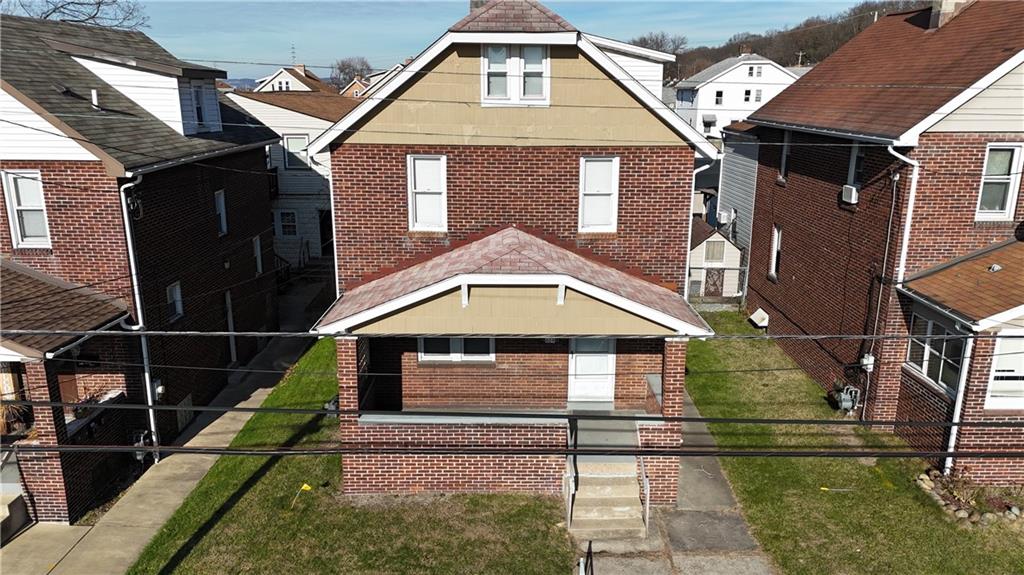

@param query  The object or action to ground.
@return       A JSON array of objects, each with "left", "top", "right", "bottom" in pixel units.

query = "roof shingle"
[
  {"left": 449, "top": 0, "right": 576, "bottom": 33},
  {"left": 232, "top": 92, "right": 360, "bottom": 122}
]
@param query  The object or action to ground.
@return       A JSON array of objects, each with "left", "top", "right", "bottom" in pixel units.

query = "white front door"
[{"left": 568, "top": 338, "right": 616, "bottom": 402}]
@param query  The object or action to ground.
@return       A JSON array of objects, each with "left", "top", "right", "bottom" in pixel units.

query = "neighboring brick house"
[
  {"left": 0, "top": 15, "right": 280, "bottom": 523},
  {"left": 307, "top": 0, "right": 718, "bottom": 538},
  {"left": 739, "top": 0, "right": 1024, "bottom": 483}
]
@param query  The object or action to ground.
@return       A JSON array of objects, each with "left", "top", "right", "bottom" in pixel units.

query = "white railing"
[
  {"left": 565, "top": 418, "right": 578, "bottom": 527},
  {"left": 636, "top": 424, "right": 651, "bottom": 537}
]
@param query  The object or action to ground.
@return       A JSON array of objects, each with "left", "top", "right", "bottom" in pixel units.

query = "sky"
[{"left": 143, "top": 0, "right": 862, "bottom": 79}]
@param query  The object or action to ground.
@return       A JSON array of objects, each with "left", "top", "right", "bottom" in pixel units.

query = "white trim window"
[
  {"left": 985, "top": 329, "right": 1024, "bottom": 409},
  {"left": 906, "top": 312, "right": 965, "bottom": 397},
  {"left": 975, "top": 144, "right": 1022, "bottom": 221},
  {"left": 166, "top": 281, "right": 184, "bottom": 321},
  {"left": 705, "top": 240, "right": 725, "bottom": 263},
  {"left": 747, "top": 66, "right": 754, "bottom": 77},
  {"left": 214, "top": 190, "right": 227, "bottom": 236},
  {"left": 283, "top": 134, "right": 310, "bottom": 170},
  {"left": 769, "top": 224, "right": 781, "bottom": 278},
  {"left": 418, "top": 337, "right": 495, "bottom": 362},
  {"left": 275, "top": 210, "right": 297, "bottom": 236},
  {"left": 755, "top": 89, "right": 762, "bottom": 103},
  {"left": 744, "top": 89, "right": 751, "bottom": 103},
  {"left": 481, "top": 44, "right": 549, "bottom": 105},
  {"left": 578, "top": 156, "right": 620, "bottom": 233},
  {"left": 407, "top": 155, "right": 447, "bottom": 232},
  {"left": 252, "top": 235, "right": 263, "bottom": 275},
  {"left": 756, "top": 65, "right": 763, "bottom": 77},
  {"left": 847, "top": 142, "right": 866, "bottom": 187},
  {"left": 2, "top": 170, "right": 51, "bottom": 248},
  {"left": 779, "top": 131, "right": 791, "bottom": 180},
  {"left": 715, "top": 90, "right": 723, "bottom": 106}
]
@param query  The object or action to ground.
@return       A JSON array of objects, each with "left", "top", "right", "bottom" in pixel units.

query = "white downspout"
[
  {"left": 943, "top": 334, "right": 974, "bottom": 475},
  {"left": 118, "top": 172, "right": 161, "bottom": 461},
  {"left": 887, "top": 146, "right": 919, "bottom": 284},
  {"left": 685, "top": 158, "right": 717, "bottom": 301}
]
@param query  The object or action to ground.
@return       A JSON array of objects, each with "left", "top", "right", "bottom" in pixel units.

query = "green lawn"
[
  {"left": 129, "top": 339, "right": 574, "bottom": 575},
  {"left": 687, "top": 312, "right": 1024, "bottom": 575}
]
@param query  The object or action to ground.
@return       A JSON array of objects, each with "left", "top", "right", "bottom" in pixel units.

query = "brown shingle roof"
[
  {"left": 450, "top": 0, "right": 576, "bottom": 33},
  {"left": 690, "top": 216, "right": 718, "bottom": 250},
  {"left": 903, "top": 240, "right": 1024, "bottom": 324},
  {"left": 1, "top": 259, "right": 128, "bottom": 356},
  {"left": 749, "top": 1, "right": 1024, "bottom": 140},
  {"left": 288, "top": 67, "right": 335, "bottom": 92},
  {"left": 232, "top": 92, "right": 361, "bottom": 122},
  {"left": 316, "top": 227, "right": 708, "bottom": 333}
]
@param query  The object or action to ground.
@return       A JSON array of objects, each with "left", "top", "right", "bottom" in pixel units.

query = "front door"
[{"left": 568, "top": 338, "right": 616, "bottom": 402}]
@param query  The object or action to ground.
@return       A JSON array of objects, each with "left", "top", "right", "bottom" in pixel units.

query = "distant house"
[
  {"left": 339, "top": 76, "right": 371, "bottom": 97},
  {"left": 667, "top": 53, "right": 798, "bottom": 138},
  {"left": 688, "top": 216, "right": 743, "bottom": 300},
  {"left": 254, "top": 65, "right": 335, "bottom": 93}
]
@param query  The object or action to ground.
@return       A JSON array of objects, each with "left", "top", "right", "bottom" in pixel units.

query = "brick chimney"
[
  {"left": 470, "top": 0, "right": 488, "bottom": 12},
  {"left": 929, "top": 0, "right": 975, "bottom": 29}
]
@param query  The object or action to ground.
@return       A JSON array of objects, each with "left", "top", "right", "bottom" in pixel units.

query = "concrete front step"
[
  {"left": 577, "top": 461, "right": 636, "bottom": 476},
  {"left": 569, "top": 516, "right": 646, "bottom": 540},
  {"left": 572, "top": 503, "right": 643, "bottom": 520}
]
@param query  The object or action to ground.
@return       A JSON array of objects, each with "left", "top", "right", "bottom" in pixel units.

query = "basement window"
[
  {"left": 975, "top": 144, "right": 1022, "bottom": 221},
  {"left": 418, "top": 338, "right": 495, "bottom": 362}
]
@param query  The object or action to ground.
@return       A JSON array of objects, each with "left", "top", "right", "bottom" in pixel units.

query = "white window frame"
[
  {"left": 190, "top": 80, "right": 209, "bottom": 132},
  {"left": 747, "top": 66, "right": 754, "bottom": 77},
  {"left": 282, "top": 134, "right": 310, "bottom": 170},
  {"left": 755, "top": 89, "right": 762, "bottom": 103},
  {"left": 974, "top": 143, "right": 1023, "bottom": 222},
  {"left": 480, "top": 44, "right": 550, "bottom": 107},
  {"left": 253, "top": 235, "right": 263, "bottom": 275},
  {"left": 578, "top": 156, "right": 620, "bottom": 234},
  {"left": 756, "top": 65, "right": 763, "bottom": 77},
  {"left": 904, "top": 311, "right": 964, "bottom": 398},
  {"left": 2, "top": 170, "right": 51, "bottom": 248},
  {"left": 743, "top": 89, "right": 751, "bottom": 103},
  {"left": 769, "top": 224, "right": 781, "bottom": 279},
  {"left": 847, "top": 142, "right": 866, "bottom": 187},
  {"left": 406, "top": 154, "right": 448, "bottom": 232},
  {"left": 417, "top": 337, "right": 495, "bottom": 362},
  {"left": 275, "top": 210, "right": 297, "bottom": 236},
  {"left": 714, "top": 90, "right": 723, "bottom": 106},
  {"left": 214, "top": 189, "right": 227, "bottom": 236},
  {"left": 985, "top": 328, "right": 1024, "bottom": 410},
  {"left": 779, "top": 130, "right": 791, "bottom": 179},
  {"left": 705, "top": 239, "right": 726, "bottom": 263},
  {"left": 166, "top": 281, "right": 184, "bottom": 321}
]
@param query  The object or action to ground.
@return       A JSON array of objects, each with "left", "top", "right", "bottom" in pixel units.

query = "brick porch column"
[
  {"left": 637, "top": 337, "right": 686, "bottom": 505},
  {"left": 14, "top": 361, "right": 72, "bottom": 522}
]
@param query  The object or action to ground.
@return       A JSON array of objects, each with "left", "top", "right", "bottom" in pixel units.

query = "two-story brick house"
[
  {"left": 0, "top": 15, "right": 280, "bottom": 523},
  {"left": 307, "top": 0, "right": 718, "bottom": 538},
  {"left": 741, "top": 0, "right": 1023, "bottom": 483}
]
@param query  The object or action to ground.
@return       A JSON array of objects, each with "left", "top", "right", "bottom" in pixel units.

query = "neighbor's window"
[
  {"left": 975, "top": 144, "right": 1022, "bottom": 221},
  {"left": 166, "top": 281, "right": 184, "bottom": 321},
  {"left": 482, "top": 44, "right": 548, "bottom": 105},
  {"left": 715, "top": 90, "right": 723, "bottom": 105},
  {"left": 744, "top": 89, "right": 751, "bottom": 103},
  {"left": 407, "top": 155, "right": 447, "bottom": 232},
  {"left": 769, "top": 224, "right": 781, "bottom": 278},
  {"left": 276, "top": 211, "right": 297, "bottom": 236},
  {"left": 192, "top": 83, "right": 205, "bottom": 126},
  {"left": 906, "top": 312, "right": 964, "bottom": 396},
  {"left": 253, "top": 235, "right": 263, "bottom": 275},
  {"left": 847, "top": 142, "right": 867, "bottom": 187},
  {"left": 578, "top": 156, "right": 619, "bottom": 233},
  {"left": 779, "top": 130, "right": 791, "bottom": 180},
  {"left": 283, "top": 135, "right": 310, "bottom": 169},
  {"left": 214, "top": 190, "right": 227, "bottom": 236},
  {"left": 986, "top": 330, "right": 1024, "bottom": 409},
  {"left": 705, "top": 240, "right": 725, "bottom": 263},
  {"left": 755, "top": 89, "right": 762, "bottom": 103},
  {"left": 418, "top": 337, "right": 495, "bottom": 362},
  {"left": 2, "top": 170, "right": 51, "bottom": 248},
  {"left": 756, "top": 65, "right": 763, "bottom": 77}
]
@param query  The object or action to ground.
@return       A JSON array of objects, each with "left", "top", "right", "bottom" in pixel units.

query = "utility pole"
[
  {"left": 290, "top": 43, "right": 296, "bottom": 65},
  {"left": 795, "top": 50, "right": 805, "bottom": 66}
]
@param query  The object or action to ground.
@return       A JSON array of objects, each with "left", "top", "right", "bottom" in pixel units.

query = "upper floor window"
[
  {"left": 2, "top": 170, "right": 51, "bottom": 248},
  {"left": 986, "top": 329, "right": 1024, "bottom": 410},
  {"left": 418, "top": 337, "right": 495, "bottom": 362},
  {"left": 976, "top": 144, "right": 1022, "bottom": 221},
  {"left": 847, "top": 143, "right": 866, "bottom": 187},
  {"left": 482, "top": 45, "right": 549, "bottom": 105},
  {"left": 214, "top": 190, "right": 227, "bottom": 236},
  {"left": 190, "top": 81, "right": 210, "bottom": 130},
  {"left": 578, "top": 156, "right": 619, "bottom": 233},
  {"left": 756, "top": 66, "right": 763, "bottom": 77},
  {"left": 755, "top": 89, "right": 762, "bottom": 103},
  {"left": 715, "top": 91, "right": 723, "bottom": 105},
  {"left": 283, "top": 135, "right": 310, "bottom": 169},
  {"left": 743, "top": 89, "right": 751, "bottom": 103},
  {"left": 747, "top": 66, "right": 754, "bottom": 77},
  {"left": 166, "top": 281, "right": 184, "bottom": 321},
  {"left": 253, "top": 235, "right": 263, "bottom": 275},
  {"left": 769, "top": 224, "right": 781, "bottom": 278},
  {"left": 779, "top": 131, "right": 791, "bottom": 180},
  {"left": 407, "top": 155, "right": 447, "bottom": 232},
  {"left": 275, "top": 210, "right": 297, "bottom": 236},
  {"left": 906, "top": 311, "right": 964, "bottom": 397}
]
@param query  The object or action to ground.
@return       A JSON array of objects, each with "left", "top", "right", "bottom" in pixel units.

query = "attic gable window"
[
  {"left": 188, "top": 80, "right": 218, "bottom": 133},
  {"left": 482, "top": 44, "right": 549, "bottom": 106},
  {"left": 976, "top": 144, "right": 1022, "bottom": 221}
]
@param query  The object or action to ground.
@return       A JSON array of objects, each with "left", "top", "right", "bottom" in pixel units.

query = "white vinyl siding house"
[
  {"left": 718, "top": 128, "right": 760, "bottom": 254},
  {"left": 255, "top": 68, "right": 314, "bottom": 92},
  {"left": 0, "top": 90, "right": 99, "bottom": 161}
]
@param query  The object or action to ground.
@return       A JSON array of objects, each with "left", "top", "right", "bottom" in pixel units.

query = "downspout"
[
  {"left": 887, "top": 146, "right": 920, "bottom": 284},
  {"left": 118, "top": 172, "right": 161, "bottom": 462},
  {"left": 943, "top": 334, "right": 974, "bottom": 475},
  {"left": 685, "top": 158, "right": 717, "bottom": 301}
]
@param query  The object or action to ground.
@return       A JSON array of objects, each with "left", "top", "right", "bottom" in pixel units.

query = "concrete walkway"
[
  {"left": 579, "top": 390, "right": 776, "bottom": 574},
  {"left": 1, "top": 283, "right": 322, "bottom": 575}
]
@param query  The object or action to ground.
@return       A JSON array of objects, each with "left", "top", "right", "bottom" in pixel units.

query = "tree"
[
  {"left": 9, "top": 0, "right": 148, "bottom": 29},
  {"left": 629, "top": 31, "right": 688, "bottom": 55},
  {"left": 329, "top": 57, "right": 373, "bottom": 90}
]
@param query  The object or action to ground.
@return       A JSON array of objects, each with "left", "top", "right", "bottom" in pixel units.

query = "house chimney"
[
  {"left": 929, "top": 0, "right": 974, "bottom": 29},
  {"left": 470, "top": 0, "right": 488, "bottom": 12},
  {"left": 739, "top": 44, "right": 752, "bottom": 55},
  {"left": 294, "top": 64, "right": 306, "bottom": 76}
]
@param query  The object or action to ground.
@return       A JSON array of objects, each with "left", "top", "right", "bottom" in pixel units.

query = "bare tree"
[
  {"left": 9, "top": 0, "right": 148, "bottom": 29},
  {"left": 629, "top": 31, "right": 688, "bottom": 55},
  {"left": 329, "top": 56, "right": 373, "bottom": 90}
]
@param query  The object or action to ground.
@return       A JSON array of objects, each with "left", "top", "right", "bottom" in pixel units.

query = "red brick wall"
[
  {"left": 615, "top": 339, "right": 663, "bottom": 411},
  {"left": 14, "top": 362, "right": 70, "bottom": 522},
  {"left": 637, "top": 338, "right": 686, "bottom": 504},
  {"left": 330, "top": 144, "right": 695, "bottom": 291}
]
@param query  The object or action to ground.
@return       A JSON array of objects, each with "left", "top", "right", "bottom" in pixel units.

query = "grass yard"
[
  {"left": 687, "top": 312, "right": 1024, "bottom": 575},
  {"left": 129, "top": 339, "right": 574, "bottom": 575}
]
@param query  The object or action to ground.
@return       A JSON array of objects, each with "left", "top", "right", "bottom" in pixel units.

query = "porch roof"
[{"left": 314, "top": 226, "right": 711, "bottom": 336}]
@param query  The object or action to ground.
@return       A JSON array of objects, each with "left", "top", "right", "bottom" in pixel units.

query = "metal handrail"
[
  {"left": 565, "top": 417, "right": 578, "bottom": 528},
  {"left": 578, "top": 540, "right": 594, "bottom": 575},
  {"left": 636, "top": 423, "right": 651, "bottom": 537}
]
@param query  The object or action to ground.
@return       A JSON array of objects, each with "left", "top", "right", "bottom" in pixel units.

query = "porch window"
[
  {"left": 283, "top": 135, "right": 310, "bottom": 169},
  {"left": 986, "top": 330, "right": 1024, "bottom": 409},
  {"left": 906, "top": 312, "right": 964, "bottom": 396},
  {"left": 578, "top": 156, "right": 619, "bottom": 233},
  {"left": 975, "top": 144, "right": 1022, "bottom": 221},
  {"left": 2, "top": 170, "right": 51, "bottom": 248},
  {"left": 407, "top": 155, "right": 447, "bottom": 232},
  {"left": 418, "top": 337, "right": 495, "bottom": 362}
]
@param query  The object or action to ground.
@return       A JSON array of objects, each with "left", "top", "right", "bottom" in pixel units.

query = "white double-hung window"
[
  {"left": 482, "top": 44, "right": 549, "bottom": 105},
  {"left": 2, "top": 170, "right": 51, "bottom": 248},
  {"left": 283, "top": 135, "right": 310, "bottom": 169},
  {"left": 407, "top": 155, "right": 447, "bottom": 231},
  {"left": 906, "top": 311, "right": 965, "bottom": 397},
  {"left": 986, "top": 329, "right": 1024, "bottom": 409},
  {"left": 975, "top": 144, "right": 1022, "bottom": 221},
  {"left": 578, "top": 157, "right": 619, "bottom": 233}
]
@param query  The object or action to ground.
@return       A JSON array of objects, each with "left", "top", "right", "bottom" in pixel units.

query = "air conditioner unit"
[
  {"left": 841, "top": 184, "right": 859, "bottom": 205},
  {"left": 717, "top": 210, "right": 733, "bottom": 225}
]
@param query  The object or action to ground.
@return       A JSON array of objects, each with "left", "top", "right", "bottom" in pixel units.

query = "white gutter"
[
  {"left": 44, "top": 313, "right": 131, "bottom": 360},
  {"left": 943, "top": 334, "right": 974, "bottom": 475},
  {"left": 118, "top": 172, "right": 161, "bottom": 461},
  {"left": 685, "top": 159, "right": 716, "bottom": 301},
  {"left": 131, "top": 139, "right": 278, "bottom": 176},
  {"left": 887, "top": 146, "right": 920, "bottom": 284}
]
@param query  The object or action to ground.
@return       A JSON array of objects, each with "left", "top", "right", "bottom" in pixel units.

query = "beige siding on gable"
[
  {"left": 346, "top": 45, "right": 685, "bottom": 146},
  {"left": 929, "top": 62, "right": 1024, "bottom": 133}
]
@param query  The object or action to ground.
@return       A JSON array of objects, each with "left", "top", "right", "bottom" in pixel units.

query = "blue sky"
[{"left": 143, "top": 1, "right": 861, "bottom": 78}]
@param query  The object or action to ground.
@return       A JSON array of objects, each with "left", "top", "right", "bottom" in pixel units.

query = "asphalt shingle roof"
[
  {"left": 449, "top": 0, "right": 576, "bottom": 33},
  {"left": 232, "top": 92, "right": 360, "bottom": 122},
  {"left": 669, "top": 54, "right": 773, "bottom": 89}
]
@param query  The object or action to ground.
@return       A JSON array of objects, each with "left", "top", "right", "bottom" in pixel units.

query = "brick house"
[
  {"left": 738, "top": 0, "right": 1024, "bottom": 483},
  {"left": 307, "top": 0, "right": 717, "bottom": 537},
  {"left": 0, "top": 15, "right": 280, "bottom": 523}
]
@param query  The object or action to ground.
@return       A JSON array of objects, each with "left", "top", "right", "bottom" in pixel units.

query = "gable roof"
[
  {"left": 689, "top": 216, "right": 719, "bottom": 250},
  {"left": 288, "top": 67, "right": 334, "bottom": 92},
  {"left": 0, "top": 258, "right": 129, "bottom": 357},
  {"left": 231, "top": 92, "right": 360, "bottom": 122},
  {"left": 0, "top": 15, "right": 277, "bottom": 174},
  {"left": 314, "top": 227, "right": 711, "bottom": 335},
  {"left": 450, "top": 0, "right": 575, "bottom": 32},
  {"left": 669, "top": 53, "right": 792, "bottom": 89},
  {"left": 749, "top": 1, "right": 1024, "bottom": 142}
]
